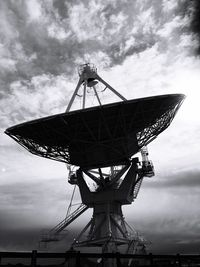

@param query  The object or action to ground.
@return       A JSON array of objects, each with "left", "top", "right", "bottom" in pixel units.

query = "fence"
[{"left": 0, "top": 250, "right": 200, "bottom": 267}]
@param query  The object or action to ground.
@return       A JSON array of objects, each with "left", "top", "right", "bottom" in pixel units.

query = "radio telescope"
[{"left": 5, "top": 63, "right": 185, "bottom": 254}]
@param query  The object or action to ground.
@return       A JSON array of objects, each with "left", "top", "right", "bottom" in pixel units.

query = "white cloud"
[
  {"left": 26, "top": 0, "right": 42, "bottom": 22},
  {"left": 75, "top": 51, "right": 111, "bottom": 69},
  {"left": 69, "top": 2, "right": 104, "bottom": 42},
  {"left": 0, "top": 57, "right": 16, "bottom": 73},
  {"left": 0, "top": 74, "right": 74, "bottom": 131},
  {"left": 157, "top": 16, "right": 182, "bottom": 38},
  {"left": 107, "top": 12, "right": 128, "bottom": 35},
  {"left": 162, "top": 0, "right": 178, "bottom": 12},
  {"left": 47, "top": 23, "right": 71, "bottom": 41}
]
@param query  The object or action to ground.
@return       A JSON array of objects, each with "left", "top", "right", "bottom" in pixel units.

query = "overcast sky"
[{"left": 0, "top": 0, "right": 200, "bottom": 254}]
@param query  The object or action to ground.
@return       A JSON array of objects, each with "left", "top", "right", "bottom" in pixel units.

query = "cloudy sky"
[{"left": 0, "top": 0, "right": 200, "bottom": 254}]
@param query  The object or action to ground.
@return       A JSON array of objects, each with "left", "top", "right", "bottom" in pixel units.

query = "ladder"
[{"left": 133, "top": 177, "right": 143, "bottom": 199}]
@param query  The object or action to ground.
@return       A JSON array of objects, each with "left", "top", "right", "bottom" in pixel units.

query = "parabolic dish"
[{"left": 5, "top": 94, "right": 185, "bottom": 168}]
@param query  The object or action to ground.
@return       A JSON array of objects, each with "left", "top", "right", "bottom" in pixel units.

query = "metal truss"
[{"left": 136, "top": 101, "right": 183, "bottom": 148}]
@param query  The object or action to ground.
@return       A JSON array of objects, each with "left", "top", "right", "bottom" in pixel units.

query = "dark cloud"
[
  {"left": 147, "top": 232, "right": 200, "bottom": 254},
  {"left": 144, "top": 170, "right": 200, "bottom": 189},
  {"left": 0, "top": 177, "right": 73, "bottom": 230},
  {"left": 128, "top": 216, "right": 200, "bottom": 254},
  {"left": 0, "top": 228, "right": 75, "bottom": 254},
  {"left": 53, "top": 0, "right": 69, "bottom": 19},
  {"left": 190, "top": 0, "right": 200, "bottom": 54},
  {"left": 0, "top": 229, "right": 41, "bottom": 252},
  {"left": 0, "top": 1, "right": 76, "bottom": 93}
]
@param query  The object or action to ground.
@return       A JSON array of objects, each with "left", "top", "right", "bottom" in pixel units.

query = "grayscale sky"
[{"left": 0, "top": 0, "right": 200, "bottom": 254}]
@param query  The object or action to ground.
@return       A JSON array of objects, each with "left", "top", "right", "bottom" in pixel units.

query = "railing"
[{"left": 0, "top": 251, "right": 200, "bottom": 267}]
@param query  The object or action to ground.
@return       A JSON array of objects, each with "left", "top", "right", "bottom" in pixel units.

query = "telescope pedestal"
[{"left": 72, "top": 159, "right": 146, "bottom": 253}]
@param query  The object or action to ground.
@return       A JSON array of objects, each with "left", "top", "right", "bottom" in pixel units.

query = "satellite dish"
[
  {"left": 5, "top": 63, "right": 185, "bottom": 254},
  {"left": 5, "top": 94, "right": 184, "bottom": 168}
]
